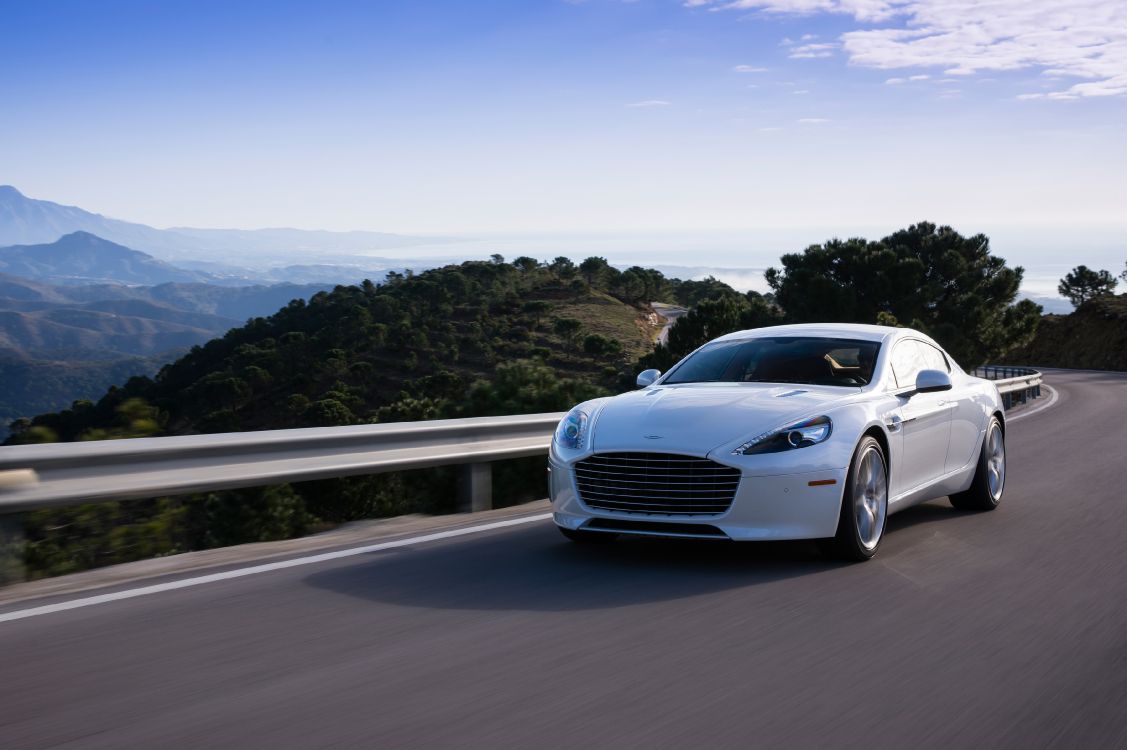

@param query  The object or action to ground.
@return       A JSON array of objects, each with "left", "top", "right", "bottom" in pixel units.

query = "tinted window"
[{"left": 664, "top": 337, "right": 880, "bottom": 387}]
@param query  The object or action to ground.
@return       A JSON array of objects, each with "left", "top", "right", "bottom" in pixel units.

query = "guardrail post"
[
  {"left": 0, "top": 514, "right": 25, "bottom": 586},
  {"left": 459, "top": 462, "right": 493, "bottom": 513}
]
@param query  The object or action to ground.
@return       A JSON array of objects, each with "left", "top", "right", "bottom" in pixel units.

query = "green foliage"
[
  {"left": 1058, "top": 265, "right": 1118, "bottom": 308},
  {"left": 9, "top": 257, "right": 654, "bottom": 578},
  {"left": 764, "top": 222, "right": 1040, "bottom": 367},
  {"left": 553, "top": 317, "right": 584, "bottom": 348},
  {"left": 583, "top": 334, "right": 623, "bottom": 357},
  {"left": 21, "top": 485, "right": 311, "bottom": 579},
  {"left": 449, "top": 360, "right": 607, "bottom": 417},
  {"left": 1002, "top": 293, "right": 1127, "bottom": 371},
  {"left": 671, "top": 276, "right": 744, "bottom": 307}
]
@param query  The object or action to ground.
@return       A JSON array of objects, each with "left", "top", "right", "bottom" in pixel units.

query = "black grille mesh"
[{"left": 574, "top": 452, "right": 740, "bottom": 515}]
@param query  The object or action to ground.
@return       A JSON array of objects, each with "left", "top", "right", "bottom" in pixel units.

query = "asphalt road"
[{"left": 1, "top": 369, "right": 1125, "bottom": 749}]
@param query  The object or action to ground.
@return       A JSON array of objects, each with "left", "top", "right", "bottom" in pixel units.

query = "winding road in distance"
[{"left": 1, "top": 369, "right": 1125, "bottom": 749}]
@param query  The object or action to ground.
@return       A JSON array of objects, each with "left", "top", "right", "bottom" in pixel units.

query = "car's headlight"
[
  {"left": 734, "top": 416, "right": 832, "bottom": 455},
  {"left": 554, "top": 408, "right": 590, "bottom": 451}
]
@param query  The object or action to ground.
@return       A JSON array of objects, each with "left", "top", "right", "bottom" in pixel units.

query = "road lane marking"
[
  {"left": 0, "top": 512, "right": 553, "bottom": 624},
  {"left": 1007, "top": 384, "right": 1059, "bottom": 423}
]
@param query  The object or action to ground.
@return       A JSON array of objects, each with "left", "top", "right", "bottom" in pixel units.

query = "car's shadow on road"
[{"left": 304, "top": 502, "right": 964, "bottom": 612}]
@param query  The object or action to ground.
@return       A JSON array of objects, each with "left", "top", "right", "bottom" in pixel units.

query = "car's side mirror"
[
  {"left": 636, "top": 368, "right": 662, "bottom": 388},
  {"left": 915, "top": 369, "right": 952, "bottom": 394}
]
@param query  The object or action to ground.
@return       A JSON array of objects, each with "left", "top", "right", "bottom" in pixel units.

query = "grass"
[{"left": 550, "top": 290, "right": 658, "bottom": 361}]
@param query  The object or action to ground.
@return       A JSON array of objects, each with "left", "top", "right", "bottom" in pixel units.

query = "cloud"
[
  {"left": 885, "top": 77, "right": 906, "bottom": 84},
  {"left": 626, "top": 100, "right": 671, "bottom": 107},
  {"left": 797, "top": 117, "right": 831, "bottom": 123},
  {"left": 908, "top": 74, "right": 929, "bottom": 80},
  {"left": 732, "top": 65, "right": 769, "bottom": 72},
  {"left": 686, "top": 1, "right": 903, "bottom": 23},
  {"left": 688, "top": 0, "right": 1127, "bottom": 99},
  {"left": 789, "top": 42, "right": 837, "bottom": 58}
]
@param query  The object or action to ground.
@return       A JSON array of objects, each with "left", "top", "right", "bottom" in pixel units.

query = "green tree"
[
  {"left": 450, "top": 360, "right": 607, "bottom": 417},
  {"left": 553, "top": 317, "right": 583, "bottom": 348},
  {"left": 672, "top": 276, "right": 741, "bottom": 307},
  {"left": 764, "top": 222, "right": 1040, "bottom": 367},
  {"left": 579, "top": 256, "right": 612, "bottom": 287},
  {"left": 550, "top": 256, "right": 577, "bottom": 279},
  {"left": 521, "top": 300, "right": 553, "bottom": 328},
  {"left": 1059, "top": 265, "right": 1118, "bottom": 308},
  {"left": 583, "top": 334, "right": 623, "bottom": 357}
]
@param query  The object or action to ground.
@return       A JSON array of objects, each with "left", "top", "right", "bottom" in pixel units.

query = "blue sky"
[{"left": 2, "top": 0, "right": 1125, "bottom": 237}]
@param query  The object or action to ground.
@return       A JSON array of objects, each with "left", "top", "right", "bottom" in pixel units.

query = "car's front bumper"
[{"left": 549, "top": 455, "right": 848, "bottom": 541}]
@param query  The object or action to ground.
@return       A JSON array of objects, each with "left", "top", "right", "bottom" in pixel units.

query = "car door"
[{"left": 890, "top": 339, "right": 954, "bottom": 495}]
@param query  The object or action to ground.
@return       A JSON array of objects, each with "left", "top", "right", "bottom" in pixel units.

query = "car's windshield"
[{"left": 663, "top": 336, "right": 881, "bottom": 387}]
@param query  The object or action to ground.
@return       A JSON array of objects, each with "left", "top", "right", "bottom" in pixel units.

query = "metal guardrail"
[
  {"left": 0, "top": 413, "right": 564, "bottom": 515},
  {"left": 973, "top": 365, "right": 1044, "bottom": 409},
  {"left": 0, "top": 367, "right": 1044, "bottom": 514}
]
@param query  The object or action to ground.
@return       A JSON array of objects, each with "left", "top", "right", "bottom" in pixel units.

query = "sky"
[{"left": 1, "top": 0, "right": 1126, "bottom": 240}]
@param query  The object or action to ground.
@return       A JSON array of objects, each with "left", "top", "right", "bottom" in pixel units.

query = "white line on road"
[
  {"left": 1007, "top": 384, "right": 1059, "bottom": 423},
  {"left": 0, "top": 512, "right": 554, "bottom": 624}
]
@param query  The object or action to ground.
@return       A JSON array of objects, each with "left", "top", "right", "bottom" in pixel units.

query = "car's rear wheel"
[
  {"left": 558, "top": 526, "right": 618, "bottom": 544},
  {"left": 826, "top": 436, "right": 888, "bottom": 561},
  {"left": 950, "top": 416, "right": 1005, "bottom": 511}
]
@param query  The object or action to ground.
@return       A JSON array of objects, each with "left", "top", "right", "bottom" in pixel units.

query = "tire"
[
  {"left": 950, "top": 416, "right": 1005, "bottom": 511},
  {"left": 558, "top": 526, "right": 618, "bottom": 544},
  {"left": 825, "top": 436, "right": 889, "bottom": 561}
]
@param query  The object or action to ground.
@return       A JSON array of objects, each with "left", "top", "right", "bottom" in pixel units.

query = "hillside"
[
  {"left": 7, "top": 257, "right": 662, "bottom": 577},
  {"left": 1002, "top": 294, "right": 1127, "bottom": 371},
  {"left": 0, "top": 349, "right": 169, "bottom": 432},
  {"left": 0, "top": 231, "right": 214, "bottom": 285},
  {"left": 10, "top": 258, "right": 657, "bottom": 441},
  {"left": 0, "top": 273, "right": 334, "bottom": 434}
]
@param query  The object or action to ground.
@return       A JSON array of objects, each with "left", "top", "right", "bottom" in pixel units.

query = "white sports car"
[{"left": 549, "top": 323, "right": 1007, "bottom": 560}]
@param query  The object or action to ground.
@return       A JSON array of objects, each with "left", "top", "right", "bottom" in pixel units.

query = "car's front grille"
[{"left": 574, "top": 452, "right": 740, "bottom": 516}]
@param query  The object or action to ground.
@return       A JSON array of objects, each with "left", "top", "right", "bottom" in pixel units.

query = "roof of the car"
[{"left": 713, "top": 323, "right": 903, "bottom": 343}]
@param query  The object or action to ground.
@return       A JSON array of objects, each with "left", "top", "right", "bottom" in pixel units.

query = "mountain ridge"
[
  {"left": 0, "top": 231, "right": 216, "bottom": 286},
  {"left": 0, "top": 185, "right": 452, "bottom": 262}
]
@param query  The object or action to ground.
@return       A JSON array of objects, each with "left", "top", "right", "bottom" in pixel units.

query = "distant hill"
[
  {"left": 0, "top": 273, "right": 334, "bottom": 434},
  {"left": 0, "top": 273, "right": 332, "bottom": 321},
  {"left": 0, "top": 231, "right": 215, "bottom": 286},
  {"left": 0, "top": 185, "right": 447, "bottom": 263},
  {"left": 1002, "top": 294, "right": 1127, "bottom": 371},
  {"left": 0, "top": 348, "right": 171, "bottom": 438},
  {"left": 9, "top": 259, "right": 658, "bottom": 440}
]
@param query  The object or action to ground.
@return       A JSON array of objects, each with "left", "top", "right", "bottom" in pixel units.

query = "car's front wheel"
[
  {"left": 950, "top": 416, "right": 1005, "bottom": 511},
  {"left": 825, "top": 436, "right": 888, "bottom": 561}
]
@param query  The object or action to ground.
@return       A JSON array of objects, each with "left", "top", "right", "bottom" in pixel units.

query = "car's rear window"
[{"left": 663, "top": 336, "right": 881, "bottom": 387}]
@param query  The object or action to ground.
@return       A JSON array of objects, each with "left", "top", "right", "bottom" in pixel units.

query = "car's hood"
[{"left": 591, "top": 383, "right": 855, "bottom": 456}]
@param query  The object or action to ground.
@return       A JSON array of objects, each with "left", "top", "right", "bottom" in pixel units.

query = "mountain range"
[
  {"left": 0, "top": 185, "right": 451, "bottom": 266},
  {"left": 0, "top": 231, "right": 215, "bottom": 286}
]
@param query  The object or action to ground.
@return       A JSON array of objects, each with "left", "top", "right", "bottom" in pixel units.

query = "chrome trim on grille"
[{"left": 574, "top": 452, "right": 740, "bottom": 516}]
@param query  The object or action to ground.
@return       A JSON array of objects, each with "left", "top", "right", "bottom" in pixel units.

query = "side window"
[
  {"left": 890, "top": 340, "right": 927, "bottom": 389},
  {"left": 920, "top": 343, "right": 950, "bottom": 373}
]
